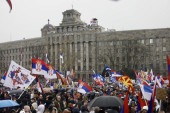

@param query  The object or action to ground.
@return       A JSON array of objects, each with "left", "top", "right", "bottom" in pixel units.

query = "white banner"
[{"left": 4, "top": 60, "right": 35, "bottom": 89}]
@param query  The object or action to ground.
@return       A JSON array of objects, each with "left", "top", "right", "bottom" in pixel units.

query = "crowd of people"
[{"left": 0, "top": 82, "right": 169, "bottom": 113}]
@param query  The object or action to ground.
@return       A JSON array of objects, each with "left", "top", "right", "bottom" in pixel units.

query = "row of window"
[
  {"left": 98, "top": 38, "right": 166, "bottom": 47},
  {"left": 0, "top": 46, "right": 44, "bottom": 55}
]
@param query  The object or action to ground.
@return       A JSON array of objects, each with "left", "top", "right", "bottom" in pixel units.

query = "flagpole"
[{"left": 18, "top": 89, "right": 26, "bottom": 99}]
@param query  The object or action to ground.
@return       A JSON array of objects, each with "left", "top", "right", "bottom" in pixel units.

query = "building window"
[
  {"left": 67, "top": 13, "right": 70, "bottom": 17},
  {"left": 77, "top": 35, "right": 80, "bottom": 40},
  {"left": 156, "top": 47, "right": 159, "bottom": 52},
  {"left": 163, "top": 38, "right": 166, "bottom": 43},
  {"left": 150, "top": 39, "right": 153, "bottom": 44},
  {"left": 141, "top": 40, "right": 144, "bottom": 44},
  {"left": 163, "top": 47, "right": 166, "bottom": 51},
  {"left": 78, "top": 66, "right": 80, "bottom": 71},
  {"left": 156, "top": 55, "right": 159, "bottom": 60}
]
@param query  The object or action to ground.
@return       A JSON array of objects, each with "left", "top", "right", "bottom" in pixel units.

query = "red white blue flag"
[
  {"left": 111, "top": 70, "right": 122, "bottom": 77},
  {"left": 6, "top": 0, "right": 12, "bottom": 12},
  {"left": 1, "top": 72, "right": 7, "bottom": 84},
  {"left": 32, "top": 59, "right": 57, "bottom": 79},
  {"left": 166, "top": 55, "right": 170, "bottom": 88},
  {"left": 77, "top": 79, "right": 92, "bottom": 94},
  {"left": 147, "top": 77, "right": 157, "bottom": 113},
  {"left": 4, "top": 61, "right": 35, "bottom": 89},
  {"left": 50, "top": 80, "right": 54, "bottom": 90}
]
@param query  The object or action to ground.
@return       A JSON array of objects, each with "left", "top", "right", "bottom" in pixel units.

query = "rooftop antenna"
[
  {"left": 71, "top": 0, "right": 74, "bottom": 9},
  {"left": 48, "top": 19, "right": 50, "bottom": 25}
]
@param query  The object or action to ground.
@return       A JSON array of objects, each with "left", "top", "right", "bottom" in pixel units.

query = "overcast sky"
[{"left": 0, "top": 0, "right": 170, "bottom": 43}]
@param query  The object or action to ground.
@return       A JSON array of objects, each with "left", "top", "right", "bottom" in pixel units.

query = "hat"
[{"left": 142, "top": 106, "right": 148, "bottom": 110}]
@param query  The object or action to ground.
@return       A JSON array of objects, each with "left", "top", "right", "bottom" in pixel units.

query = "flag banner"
[
  {"left": 36, "top": 75, "right": 45, "bottom": 95},
  {"left": 46, "top": 53, "right": 50, "bottom": 63},
  {"left": 156, "top": 74, "right": 164, "bottom": 88},
  {"left": 118, "top": 75, "right": 134, "bottom": 92},
  {"left": 105, "top": 65, "right": 111, "bottom": 72},
  {"left": 32, "top": 59, "right": 57, "bottom": 79},
  {"left": 4, "top": 61, "right": 35, "bottom": 89},
  {"left": 82, "top": 75, "right": 83, "bottom": 81},
  {"left": 1, "top": 72, "right": 7, "bottom": 84},
  {"left": 120, "top": 88, "right": 129, "bottom": 113},
  {"left": 147, "top": 77, "right": 157, "bottom": 113},
  {"left": 135, "top": 71, "right": 150, "bottom": 86},
  {"left": 92, "top": 73, "right": 105, "bottom": 86},
  {"left": 60, "top": 50, "right": 64, "bottom": 63},
  {"left": 111, "top": 70, "right": 122, "bottom": 77},
  {"left": 56, "top": 70, "right": 68, "bottom": 86},
  {"left": 50, "top": 80, "right": 54, "bottom": 90},
  {"left": 77, "top": 79, "right": 92, "bottom": 94},
  {"left": 102, "top": 67, "right": 109, "bottom": 77},
  {"left": 6, "top": 0, "right": 12, "bottom": 12},
  {"left": 139, "top": 84, "right": 152, "bottom": 100},
  {"left": 110, "top": 76, "right": 117, "bottom": 84},
  {"left": 166, "top": 55, "right": 170, "bottom": 88},
  {"left": 44, "top": 63, "right": 57, "bottom": 79},
  {"left": 137, "top": 91, "right": 146, "bottom": 113}
]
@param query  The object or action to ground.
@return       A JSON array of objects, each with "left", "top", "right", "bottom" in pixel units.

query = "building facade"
[{"left": 0, "top": 9, "right": 170, "bottom": 82}]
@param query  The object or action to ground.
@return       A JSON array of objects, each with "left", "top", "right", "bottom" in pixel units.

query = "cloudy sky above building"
[{"left": 0, "top": 0, "right": 170, "bottom": 43}]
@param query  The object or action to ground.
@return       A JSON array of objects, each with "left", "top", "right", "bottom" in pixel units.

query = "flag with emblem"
[
  {"left": 77, "top": 79, "right": 93, "bottom": 94},
  {"left": 118, "top": 75, "right": 134, "bottom": 93}
]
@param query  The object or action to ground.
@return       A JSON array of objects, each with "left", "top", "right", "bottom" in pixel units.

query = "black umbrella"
[
  {"left": 87, "top": 96, "right": 123, "bottom": 109},
  {"left": 8, "top": 90, "right": 23, "bottom": 95}
]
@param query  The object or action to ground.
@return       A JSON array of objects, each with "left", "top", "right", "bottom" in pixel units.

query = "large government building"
[{"left": 0, "top": 9, "right": 170, "bottom": 81}]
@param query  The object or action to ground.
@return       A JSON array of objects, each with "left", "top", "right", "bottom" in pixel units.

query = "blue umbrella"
[{"left": 0, "top": 100, "right": 20, "bottom": 108}]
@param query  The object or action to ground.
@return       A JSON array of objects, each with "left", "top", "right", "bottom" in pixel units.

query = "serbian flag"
[
  {"left": 36, "top": 75, "right": 45, "bottom": 95},
  {"left": 167, "top": 55, "right": 170, "bottom": 88},
  {"left": 111, "top": 70, "right": 122, "bottom": 77},
  {"left": 50, "top": 80, "right": 54, "bottom": 90},
  {"left": 77, "top": 79, "right": 92, "bottom": 94},
  {"left": 6, "top": 0, "right": 12, "bottom": 12},
  {"left": 32, "top": 59, "right": 47, "bottom": 75},
  {"left": 156, "top": 74, "right": 164, "bottom": 88},
  {"left": 45, "top": 63, "right": 57, "bottom": 79},
  {"left": 32, "top": 59, "right": 57, "bottom": 79},
  {"left": 147, "top": 77, "right": 157, "bottom": 113},
  {"left": 1, "top": 72, "right": 7, "bottom": 84},
  {"left": 120, "top": 88, "right": 129, "bottom": 113}
]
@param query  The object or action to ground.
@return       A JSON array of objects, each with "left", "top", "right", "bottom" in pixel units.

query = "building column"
[
  {"left": 80, "top": 42, "right": 83, "bottom": 71},
  {"left": 55, "top": 42, "right": 58, "bottom": 69},
  {"left": 69, "top": 43, "right": 72, "bottom": 70},
  {"left": 86, "top": 41, "right": 89, "bottom": 82},
  {"left": 50, "top": 38, "right": 53, "bottom": 64},
  {"left": 75, "top": 42, "right": 78, "bottom": 71}
]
